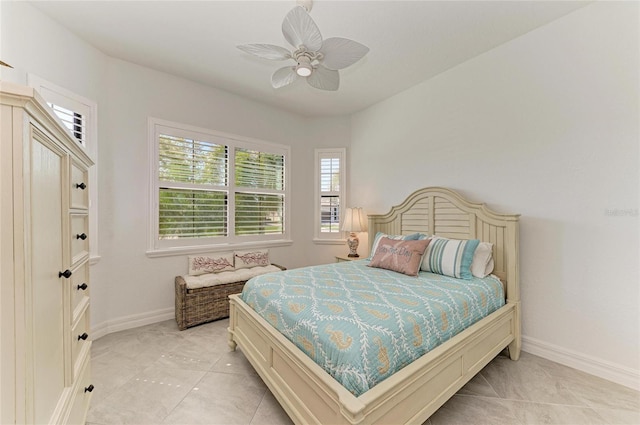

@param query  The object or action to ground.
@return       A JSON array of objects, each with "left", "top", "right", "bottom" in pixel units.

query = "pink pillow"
[{"left": 368, "top": 237, "right": 431, "bottom": 276}]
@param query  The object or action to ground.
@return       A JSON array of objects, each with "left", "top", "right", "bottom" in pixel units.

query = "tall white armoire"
[{"left": 1, "top": 82, "right": 94, "bottom": 424}]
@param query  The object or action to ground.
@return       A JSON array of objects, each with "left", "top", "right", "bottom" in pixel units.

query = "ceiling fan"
[{"left": 237, "top": 0, "right": 369, "bottom": 91}]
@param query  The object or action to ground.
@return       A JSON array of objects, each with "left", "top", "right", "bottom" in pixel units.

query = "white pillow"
[{"left": 471, "top": 242, "right": 494, "bottom": 278}]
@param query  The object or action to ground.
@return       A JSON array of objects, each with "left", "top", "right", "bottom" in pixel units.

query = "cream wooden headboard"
[{"left": 368, "top": 187, "right": 520, "bottom": 303}]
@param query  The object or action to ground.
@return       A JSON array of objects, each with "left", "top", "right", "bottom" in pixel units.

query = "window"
[
  {"left": 314, "top": 148, "right": 346, "bottom": 243},
  {"left": 47, "top": 103, "right": 86, "bottom": 146},
  {"left": 148, "top": 119, "right": 290, "bottom": 255},
  {"left": 28, "top": 75, "right": 100, "bottom": 262}
]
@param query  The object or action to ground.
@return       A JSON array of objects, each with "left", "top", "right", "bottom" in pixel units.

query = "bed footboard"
[{"left": 228, "top": 294, "right": 519, "bottom": 425}]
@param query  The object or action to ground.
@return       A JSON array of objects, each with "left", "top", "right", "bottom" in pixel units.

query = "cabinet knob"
[
  {"left": 84, "top": 384, "right": 94, "bottom": 393},
  {"left": 77, "top": 283, "right": 88, "bottom": 291},
  {"left": 78, "top": 332, "right": 89, "bottom": 341},
  {"left": 76, "top": 182, "right": 87, "bottom": 190},
  {"left": 76, "top": 233, "right": 87, "bottom": 240},
  {"left": 58, "top": 269, "right": 72, "bottom": 279}
]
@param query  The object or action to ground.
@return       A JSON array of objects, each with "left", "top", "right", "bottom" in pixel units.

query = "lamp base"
[{"left": 346, "top": 232, "right": 360, "bottom": 258}]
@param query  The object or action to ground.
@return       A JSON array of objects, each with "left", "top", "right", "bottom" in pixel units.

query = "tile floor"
[{"left": 87, "top": 319, "right": 640, "bottom": 425}]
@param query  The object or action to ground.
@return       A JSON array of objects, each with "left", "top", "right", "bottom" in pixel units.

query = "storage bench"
[{"left": 175, "top": 263, "right": 285, "bottom": 330}]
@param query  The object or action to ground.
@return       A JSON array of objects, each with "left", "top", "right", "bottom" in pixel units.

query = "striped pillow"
[{"left": 420, "top": 237, "right": 480, "bottom": 279}]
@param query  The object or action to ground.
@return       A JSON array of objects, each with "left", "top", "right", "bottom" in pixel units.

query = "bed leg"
[
  {"left": 509, "top": 300, "right": 521, "bottom": 360},
  {"left": 508, "top": 339, "right": 521, "bottom": 360},
  {"left": 228, "top": 332, "right": 237, "bottom": 351},
  {"left": 228, "top": 295, "right": 237, "bottom": 351}
]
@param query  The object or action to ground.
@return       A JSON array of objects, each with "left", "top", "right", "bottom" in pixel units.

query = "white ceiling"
[{"left": 30, "top": 1, "right": 589, "bottom": 117}]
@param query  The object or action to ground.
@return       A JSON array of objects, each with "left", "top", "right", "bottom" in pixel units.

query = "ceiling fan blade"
[
  {"left": 237, "top": 44, "right": 291, "bottom": 61},
  {"left": 271, "top": 66, "right": 298, "bottom": 89},
  {"left": 320, "top": 37, "right": 369, "bottom": 70},
  {"left": 307, "top": 65, "right": 339, "bottom": 91},
  {"left": 282, "top": 6, "right": 323, "bottom": 51}
]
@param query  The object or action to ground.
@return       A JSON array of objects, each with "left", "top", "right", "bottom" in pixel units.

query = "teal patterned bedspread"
[{"left": 241, "top": 260, "right": 504, "bottom": 396}]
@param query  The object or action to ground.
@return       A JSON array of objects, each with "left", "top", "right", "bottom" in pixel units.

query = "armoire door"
[{"left": 29, "top": 126, "right": 66, "bottom": 424}]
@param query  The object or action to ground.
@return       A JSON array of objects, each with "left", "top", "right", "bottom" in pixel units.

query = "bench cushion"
[{"left": 181, "top": 264, "right": 283, "bottom": 290}]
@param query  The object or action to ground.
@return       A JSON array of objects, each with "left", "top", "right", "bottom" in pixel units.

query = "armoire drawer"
[
  {"left": 70, "top": 262, "right": 89, "bottom": 322},
  {"left": 70, "top": 162, "right": 89, "bottom": 209},
  {"left": 67, "top": 357, "right": 93, "bottom": 425},
  {"left": 71, "top": 309, "right": 91, "bottom": 378},
  {"left": 70, "top": 214, "right": 89, "bottom": 265}
]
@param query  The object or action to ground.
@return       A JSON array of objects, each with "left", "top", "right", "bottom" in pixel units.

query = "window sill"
[
  {"left": 146, "top": 239, "right": 293, "bottom": 258},
  {"left": 313, "top": 238, "right": 347, "bottom": 246}
]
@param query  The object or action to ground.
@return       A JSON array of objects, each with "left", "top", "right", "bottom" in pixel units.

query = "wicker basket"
[{"left": 175, "top": 264, "right": 286, "bottom": 330}]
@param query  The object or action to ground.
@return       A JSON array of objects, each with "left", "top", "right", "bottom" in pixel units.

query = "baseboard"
[
  {"left": 91, "top": 307, "right": 175, "bottom": 340},
  {"left": 522, "top": 335, "right": 640, "bottom": 391}
]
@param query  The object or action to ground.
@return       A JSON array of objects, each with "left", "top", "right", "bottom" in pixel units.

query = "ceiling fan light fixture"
[{"left": 295, "top": 56, "right": 313, "bottom": 77}]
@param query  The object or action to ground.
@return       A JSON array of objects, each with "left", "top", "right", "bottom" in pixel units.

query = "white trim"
[
  {"left": 26, "top": 74, "right": 100, "bottom": 261},
  {"left": 522, "top": 335, "right": 640, "bottom": 391},
  {"left": 314, "top": 148, "right": 346, "bottom": 242},
  {"left": 146, "top": 239, "right": 293, "bottom": 258},
  {"left": 91, "top": 307, "right": 175, "bottom": 340}
]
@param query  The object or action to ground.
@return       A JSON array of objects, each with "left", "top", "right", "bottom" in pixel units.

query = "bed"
[{"left": 228, "top": 186, "right": 520, "bottom": 424}]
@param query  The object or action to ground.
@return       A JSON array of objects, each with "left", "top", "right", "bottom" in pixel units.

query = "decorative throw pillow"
[
  {"left": 366, "top": 232, "right": 424, "bottom": 260},
  {"left": 420, "top": 237, "right": 480, "bottom": 279},
  {"left": 234, "top": 249, "right": 270, "bottom": 269},
  {"left": 188, "top": 252, "right": 235, "bottom": 276},
  {"left": 368, "top": 237, "right": 431, "bottom": 277},
  {"left": 471, "top": 242, "right": 494, "bottom": 278}
]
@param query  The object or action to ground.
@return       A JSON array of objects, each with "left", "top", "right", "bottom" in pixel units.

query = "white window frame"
[
  {"left": 28, "top": 74, "right": 100, "bottom": 264},
  {"left": 147, "top": 118, "right": 292, "bottom": 257},
  {"left": 313, "top": 148, "right": 346, "bottom": 244}
]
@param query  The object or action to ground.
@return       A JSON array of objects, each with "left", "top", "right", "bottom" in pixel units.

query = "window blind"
[
  {"left": 48, "top": 102, "right": 85, "bottom": 145},
  {"left": 319, "top": 156, "right": 341, "bottom": 233},
  {"left": 159, "top": 188, "right": 227, "bottom": 239},
  {"left": 158, "top": 134, "right": 229, "bottom": 239},
  {"left": 235, "top": 148, "right": 284, "bottom": 190},
  {"left": 159, "top": 135, "right": 227, "bottom": 185},
  {"left": 320, "top": 157, "right": 340, "bottom": 192},
  {"left": 235, "top": 193, "right": 284, "bottom": 235},
  {"left": 234, "top": 147, "right": 285, "bottom": 236},
  {"left": 320, "top": 195, "right": 340, "bottom": 233}
]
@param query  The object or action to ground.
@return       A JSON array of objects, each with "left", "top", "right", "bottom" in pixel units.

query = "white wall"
[
  {"left": 0, "top": 2, "right": 107, "bottom": 103},
  {"left": 351, "top": 2, "right": 639, "bottom": 387}
]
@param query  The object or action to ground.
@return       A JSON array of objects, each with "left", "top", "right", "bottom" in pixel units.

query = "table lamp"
[{"left": 341, "top": 207, "right": 367, "bottom": 257}]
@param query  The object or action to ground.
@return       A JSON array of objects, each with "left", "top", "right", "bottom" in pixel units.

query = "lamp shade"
[{"left": 341, "top": 207, "right": 367, "bottom": 232}]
